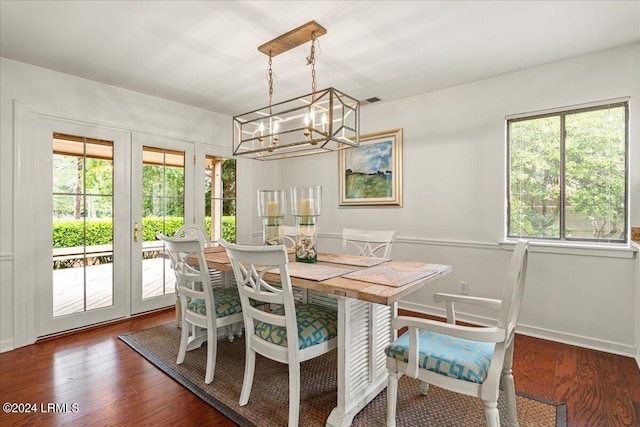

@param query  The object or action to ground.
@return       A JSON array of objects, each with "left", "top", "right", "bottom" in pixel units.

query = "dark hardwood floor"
[{"left": 1, "top": 308, "right": 638, "bottom": 426}]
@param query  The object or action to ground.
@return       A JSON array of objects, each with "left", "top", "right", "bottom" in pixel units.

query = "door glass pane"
[
  {"left": 564, "top": 106, "right": 626, "bottom": 241},
  {"left": 142, "top": 146, "right": 185, "bottom": 299},
  {"left": 205, "top": 156, "right": 236, "bottom": 243},
  {"left": 52, "top": 134, "right": 114, "bottom": 317},
  {"left": 166, "top": 159, "right": 185, "bottom": 197}
]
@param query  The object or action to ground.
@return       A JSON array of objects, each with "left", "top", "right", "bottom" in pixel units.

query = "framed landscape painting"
[{"left": 339, "top": 128, "right": 403, "bottom": 207}]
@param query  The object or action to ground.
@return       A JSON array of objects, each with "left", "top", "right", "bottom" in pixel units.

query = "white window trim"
[
  {"left": 500, "top": 239, "right": 637, "bottom": 259},
  {"left": 506, "top": 96, "right": 630, "bottom": 120},
  {"left": 505, "top": 97, "right": 630, "bottom": 246}
]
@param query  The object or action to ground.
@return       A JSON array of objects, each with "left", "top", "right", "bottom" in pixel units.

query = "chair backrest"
[
  {"left": 342, "top": 228, "right": 398, "bottom": 259},
  {"left": 158, "top": 233, "right": 213, "bottom": 311},
  {"left": 497, "top": 240, "right": 529, "bottom": 344},
  {"left": 174, "top": 224, "right": 211, "bottom": 248},
  {"left": 283, "top": 226, "right": 297, "bottom": 249},
  {"left": 219, "top": 240, "right": 301, "bottom": 351}
]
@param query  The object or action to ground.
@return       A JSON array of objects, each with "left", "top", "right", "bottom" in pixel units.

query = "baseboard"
[
  {"left": 399, "top": 301, "right": 636, "bottom": 358},
  {"left": 0, "top": 339, "right": 15, "bottom": 353}
]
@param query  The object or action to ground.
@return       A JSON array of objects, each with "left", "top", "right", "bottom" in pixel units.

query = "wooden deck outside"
[{"left": 52, "top": 257, "right": 173, "bottom": 317}]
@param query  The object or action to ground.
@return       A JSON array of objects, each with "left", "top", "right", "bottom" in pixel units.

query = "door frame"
[
  {"left": 14, "top": 102, "right": 131, "bottom": 342},
  {"left": 12, "top": 101, "right": 240, "bottom": 347}
]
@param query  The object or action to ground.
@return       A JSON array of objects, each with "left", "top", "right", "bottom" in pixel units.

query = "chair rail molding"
[
  {"left": 251, "top": 230, "right": 639, "bottom": 258},
  {"left": 322, "top": 232, "right": 636, "bottom": 257},
  {"left": 253, "top": 230, "right": 502, "bottom": 251}
]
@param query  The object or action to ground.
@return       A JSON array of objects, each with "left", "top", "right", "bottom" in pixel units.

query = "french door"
[
  {"left": 36, "top": 116, "right": 194, "bottom": 336},
  {"left": 39, "top": 120, "right": 129, "bottom": 336},
  {"left": 130, "top": 133, "right": 194, "bottom": 314}
]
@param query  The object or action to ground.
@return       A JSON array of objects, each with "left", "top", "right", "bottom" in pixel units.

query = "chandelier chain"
[
  {"left": 268, "top": 53, "right": 274, "bottom": 114},
  {"left": 307, "top": 32, "right": 317, "bottom": 100}
]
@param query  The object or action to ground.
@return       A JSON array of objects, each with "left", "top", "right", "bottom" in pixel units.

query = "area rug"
[{"left": 120, "top": 323, "right": 566, "bottom": 427}]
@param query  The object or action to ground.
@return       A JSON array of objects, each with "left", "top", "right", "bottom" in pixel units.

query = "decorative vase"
[
  {"left": 257, "top": 189, "right": 286, "bottom": 246},
  {"left": 290, "top": 185, "right": 322, "bottom": 263},
  {"left": 263, "top": 217, "right": 284, "bottom": 246},
  {"left": 294, "top": 216, "right": 317, "bottom": 263}
]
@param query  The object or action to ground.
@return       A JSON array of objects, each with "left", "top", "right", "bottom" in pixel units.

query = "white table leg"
[{"left": 326, "top": 298, "right": 394, "bottom": 427}]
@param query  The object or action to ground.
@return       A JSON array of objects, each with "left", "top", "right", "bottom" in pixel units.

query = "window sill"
[{"left": 500, "top": 239, "right": 637, "bottom": 259}]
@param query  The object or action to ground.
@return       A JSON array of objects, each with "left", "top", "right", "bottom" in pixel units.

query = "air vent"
[{"left": 361, "top": 96, "right": 381, "bottom": 105}]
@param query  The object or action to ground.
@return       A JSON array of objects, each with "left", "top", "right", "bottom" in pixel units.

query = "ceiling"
[{"left": 1, "top": 1, "right": 639, "bottom": 117}]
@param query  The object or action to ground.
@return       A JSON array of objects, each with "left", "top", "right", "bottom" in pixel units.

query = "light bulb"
[
  {"left": 273, "top": 120, "right": 280, "bottom": 133},
  {"left": 321, "top": 113, "right": 327, "bottom": 124},
  {"left": 258, "top": 121, "right": 265, "bottom": 133}
]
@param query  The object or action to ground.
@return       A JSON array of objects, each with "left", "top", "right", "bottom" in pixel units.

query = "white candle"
[
  {"left": 299, "top": 199, "right": 312, "bottom": 216},
  {"left": 267, "top": 201, "right": 279, "bottom": 217}
]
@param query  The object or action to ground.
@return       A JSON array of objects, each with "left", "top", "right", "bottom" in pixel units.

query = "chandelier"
[{"left": 233, "top": 21, "right": 360, "bottom": 161}]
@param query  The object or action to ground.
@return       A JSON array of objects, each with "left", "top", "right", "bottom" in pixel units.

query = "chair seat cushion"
[
  {"left": 254, "top": 304, "right": 338, "bottom": 350},
  {"left": 187, "top": 287, "right": 242, "bottom": 318},
  {"left": 385, "top": 329, "right": 494, "bottom": 383}
]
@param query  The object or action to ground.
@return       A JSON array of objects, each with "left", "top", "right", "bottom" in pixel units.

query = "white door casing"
[{"left": 17, "top": 109, "right": 130, "bottom": 337}]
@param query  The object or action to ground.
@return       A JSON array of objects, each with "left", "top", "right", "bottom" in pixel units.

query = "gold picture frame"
[{"left": 339, "top": 128, "right": 403, "bottom": 207}]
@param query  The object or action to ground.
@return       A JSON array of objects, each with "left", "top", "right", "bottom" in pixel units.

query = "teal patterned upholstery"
[
  {"left": 385, "top": 329, "right": 494, "bottom": 383},
  {"left": 187, "top": 287, "right": 242, "bottom": 318},
  {"left": 254, "top": 304, "right": 338, "bottom": 349}
]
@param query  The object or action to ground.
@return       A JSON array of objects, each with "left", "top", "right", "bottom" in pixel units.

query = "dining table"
[{"left": 202, "top": 245, "right": 452, "bottom": 427}]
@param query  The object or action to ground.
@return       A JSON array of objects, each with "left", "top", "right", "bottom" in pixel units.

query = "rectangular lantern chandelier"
[{"left": 233, "top": 21, "right": 360, "bottom": 161}]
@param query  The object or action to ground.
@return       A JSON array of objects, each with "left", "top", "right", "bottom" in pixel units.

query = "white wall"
[
  {"left": 0, "top": 57, "right": 255, "bottom": 351},
  {"left": 2, "top": 44, "right": 638, "bottom": 358},
  {"left": 272, "top": 44, "right": 640, "bottom": 357}
]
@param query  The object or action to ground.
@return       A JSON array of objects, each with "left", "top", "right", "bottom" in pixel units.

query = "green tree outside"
[{"left": 509, "top": 104, "right": 626, "bottom": 241}]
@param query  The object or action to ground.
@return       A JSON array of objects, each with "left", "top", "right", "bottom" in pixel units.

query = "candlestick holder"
[
  {"left": 290, "top": 185, "right": 322, "bottom": 263},
  {"left": 258, "top": 189, "right": 286, "bottom": 245}
]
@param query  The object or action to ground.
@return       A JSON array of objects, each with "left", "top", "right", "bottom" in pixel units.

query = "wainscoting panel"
[{"left": 0, "top": 251, "right": 15, "bottom": 352}]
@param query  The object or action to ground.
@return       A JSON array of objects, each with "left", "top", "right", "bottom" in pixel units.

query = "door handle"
[{"left": 134, "top": 222, "right": 140, "bottom": 242}]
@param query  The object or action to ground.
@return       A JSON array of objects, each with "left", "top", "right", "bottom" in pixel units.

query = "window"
[
  {"left": 507, "top": 101, "right": 628, "bottom": 243},
  {"left": 52, "top": 133, "right": 115, "bottom": 315},
  {"left": 205, "top": 156, "right": 236, "bottom": 243},
  {"left": 141, "top": 146, "right": 185, "bottom": 299}
]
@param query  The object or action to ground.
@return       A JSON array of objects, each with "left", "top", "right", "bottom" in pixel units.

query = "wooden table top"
[{"left": 204, "top": 250, "right": 451, "bottom": 306}]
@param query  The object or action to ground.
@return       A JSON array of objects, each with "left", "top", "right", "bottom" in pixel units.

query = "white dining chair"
[
  {"left": 385, "top": 240, "right": 530, "bottom": 427},
  {"left": 342, "top": 228, "right": 397, "bottom": 259},
  {"left": 174, "top": 224, "right": 211, "bottom": 247},
  {"left": 172, "top": 224, "right": 236, "bottom": 331},
  {"left": 158, "top": 233, "right": 244, "bottom": 384},
  {"left": 173, "top": 224, "right": 232, "bottom": 287},
  {"left": 219, "top": 239, "right": 338, "bottom": 427}
]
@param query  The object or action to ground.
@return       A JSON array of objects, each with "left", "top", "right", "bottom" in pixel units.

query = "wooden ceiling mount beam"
[{"left": 258, "top": 20, "right": 327, "bottom": 57}]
